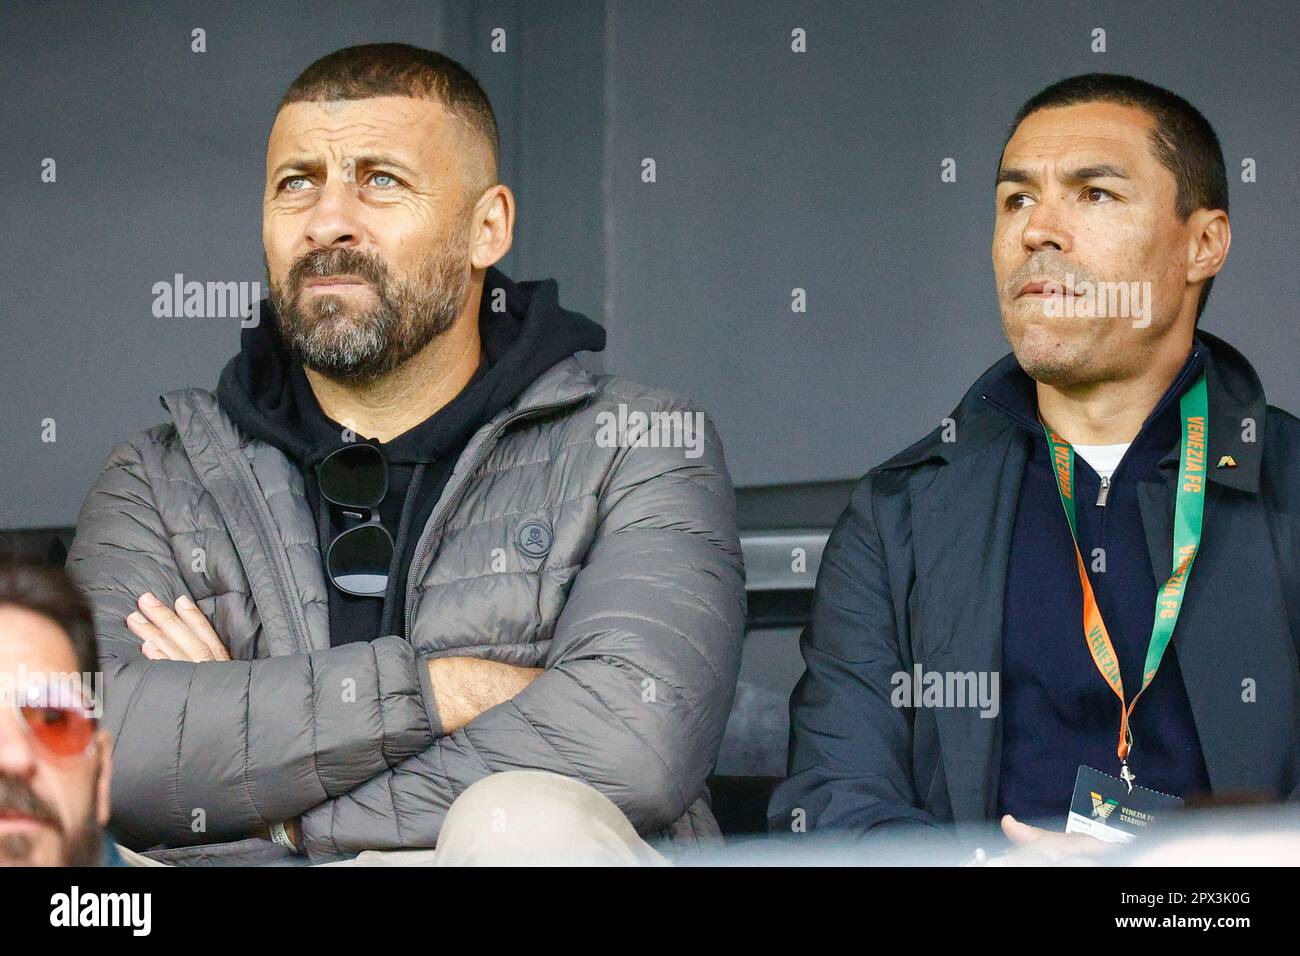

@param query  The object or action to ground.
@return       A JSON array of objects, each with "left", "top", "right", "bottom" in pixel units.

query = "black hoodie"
[{"left": 217, "top": 267, "right": 606, "bottom": 647}]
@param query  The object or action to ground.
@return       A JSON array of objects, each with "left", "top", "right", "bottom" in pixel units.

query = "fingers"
[
  {"left": 1001, "top": 814, "right": 1044, "bottom": 845},
  {"left": 126, "top": 609, "right": 173, "bottom": 657},
  {"left": 996, "top": 813, "right": 1115, "bottom": 865},
  {"left": 1067, "top": 834, "right": 1113, "bottom": 856},
  {"left": 128, "top": 592, "right": 221, "bottom": 662},
  {"left": 173, "top": 594, "right": 231, "bottom": 661}
]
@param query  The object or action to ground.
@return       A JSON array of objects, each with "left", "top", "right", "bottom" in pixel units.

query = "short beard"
[
  {"left": 1014, "top": 349, "right": 1086, "bottom": 388},
  {"left": 0, "top": 832, "right": 34, "bottom": 865},
  {"left": 1000, "top": 310, "right": 1107, "bottom": 389},
  {"left": 269, "top": 235, "right": 469, "bottom": 386},
  {"left": 0, "top": 770, "right": 103, "bottom": 867},
  {"left": 0, "top": 824, "right": 102, "bottom": 867},
  {"left": 64, "top": 821, "right": 105, "bottom": 867}
]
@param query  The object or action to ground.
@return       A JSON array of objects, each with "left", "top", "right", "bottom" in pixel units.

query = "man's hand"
[
  {"left": 127, "top": 591, "right": 231, "bottom": 662},
  {"left": 986, "top": 814, "right": 1116, "bottom": 866},
  {"left": 426, "top": 656, "right": 543, "bottom": 734}
]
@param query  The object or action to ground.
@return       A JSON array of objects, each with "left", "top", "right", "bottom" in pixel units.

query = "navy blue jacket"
[
  {"left": 991, "top": 343, "right": 1211, "bottom": 822},
  {"left": 769, "top": 332, "right": 1300, "bottom": 840}
]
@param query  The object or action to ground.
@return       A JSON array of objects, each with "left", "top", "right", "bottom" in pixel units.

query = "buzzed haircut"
[
  {"left": 0, "top": 562, "right": 97, "bottom": 679},
  {"left": 1004, "top": 73, "right": 1229, "bottom": 321},
  {"left": 279, "top": 43, "right": 500, "bottom": 192}
]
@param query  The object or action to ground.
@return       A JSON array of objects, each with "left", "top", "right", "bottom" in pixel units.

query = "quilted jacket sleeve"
[
  {"left": 299, "top": 412, "right": 745, "bottom": 860},
  {"left": 66, "top": 439, "right": 434, "bottom": 850}
]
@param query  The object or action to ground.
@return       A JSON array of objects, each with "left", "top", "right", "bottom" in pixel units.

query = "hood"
[{"left": 216, "top": 266, "right": 606, "bottom": 465}]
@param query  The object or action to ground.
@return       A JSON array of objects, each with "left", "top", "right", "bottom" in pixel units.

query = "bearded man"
[
  {"left": 66, "top": 43, "right": 744, "bottom": 866},
  {"left": 0, "top": 564, "right": 115, "bottom": 867}
]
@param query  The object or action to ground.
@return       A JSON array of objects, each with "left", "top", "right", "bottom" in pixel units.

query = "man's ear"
[
  {"left": 1187, "top": 208, "right": 1231, "bottom": 287},
  {"left": 93, "top": 727, "right": 112, "bottom": 828},
  {"left": 469, "top": 183, "right": 515, "bottom": 270}
]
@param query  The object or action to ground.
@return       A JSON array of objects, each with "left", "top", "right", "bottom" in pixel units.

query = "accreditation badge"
[{"left": 1065, "top": 765, "right": 1183, "bottom": 844}]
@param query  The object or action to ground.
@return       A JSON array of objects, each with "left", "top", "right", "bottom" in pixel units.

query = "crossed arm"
[
  {"left": 66, "top": 439, "right": 541, "bottom": 850},
  {"left": 127, "top": 590, "right": 541, "bottom": 847},
  {"left": 130, "top": 590, "right": 541, "bottom": 736}
]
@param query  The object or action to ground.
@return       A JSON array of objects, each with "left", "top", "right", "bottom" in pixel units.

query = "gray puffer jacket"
[{"left": 66, "top": 357, "right": 745, "bottom": 863}]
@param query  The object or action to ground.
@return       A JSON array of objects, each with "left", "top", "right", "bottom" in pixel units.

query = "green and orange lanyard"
[{"left": 1041, "top": 373, "right": 1209, "bottom": 791}]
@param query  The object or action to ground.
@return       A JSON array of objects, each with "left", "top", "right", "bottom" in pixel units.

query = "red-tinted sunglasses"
[{"left": 9, "top": 690, "right": 97, "bottom": 759}]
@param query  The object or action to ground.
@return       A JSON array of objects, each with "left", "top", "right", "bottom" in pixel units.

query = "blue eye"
[
  {"left": 280, "top": 176, "right": 310, "bottom": 191},
  {"left": 369, "top": 173, "right": 398, "bottom": 188}
]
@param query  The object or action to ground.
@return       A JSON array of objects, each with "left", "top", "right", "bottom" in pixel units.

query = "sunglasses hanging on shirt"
[{"left": 317, "top": 441, "right": 394, "bottom": 598}]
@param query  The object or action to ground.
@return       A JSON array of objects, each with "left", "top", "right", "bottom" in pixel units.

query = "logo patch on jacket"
[{"left": 515, "top": 519, "right": 553, "bottom": 559}]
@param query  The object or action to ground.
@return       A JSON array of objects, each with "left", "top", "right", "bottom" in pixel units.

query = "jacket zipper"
[
  {"left": 1096, "top": 475, "right": 1111, "bottom": 507},
  {"left": 193, "top": 399, "right": 314, "bottom": 655},
  {"left": 403, "top": 396, "right": 592, "bottom": 639}
]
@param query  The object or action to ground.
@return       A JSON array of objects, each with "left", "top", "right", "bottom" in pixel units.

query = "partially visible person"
[{"left": 0, "top": 563, "right": 116, "bottom": 866}]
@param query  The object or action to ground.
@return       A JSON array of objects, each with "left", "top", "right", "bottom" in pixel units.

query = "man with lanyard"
[
  {"left": 769, "top": 73, "right": 1300, "bottom": 863},
  {"left": 1041, "top": 374, "right": 1207, "bottom": 800}
]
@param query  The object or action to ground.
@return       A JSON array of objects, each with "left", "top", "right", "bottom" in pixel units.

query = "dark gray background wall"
[{"left": 2, "top": 0, "right": 1296, "bottom": 529}]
